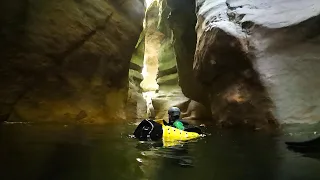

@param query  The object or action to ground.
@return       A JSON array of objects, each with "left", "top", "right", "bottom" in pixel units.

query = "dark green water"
[{"left": 1, "top": 122, "right": 320, "bottom": 180}]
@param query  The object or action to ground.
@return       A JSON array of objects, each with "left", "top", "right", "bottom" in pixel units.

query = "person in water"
[{"left": 167, "top": 106, "right": 185, "bottom": 130}]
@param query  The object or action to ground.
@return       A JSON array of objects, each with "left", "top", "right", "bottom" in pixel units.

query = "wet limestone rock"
[
  {"left": 0, "top": 0, "right": 145, "bottom": 123},
  {"left": 127, "top": 31, "right": 147, "bottom": 120},
  {"left": 127, "top": 81, "right": 147, "bottom": 120},
  {"left": 156, "top": 35, "right": 178, "bottom": 88},
  {"left": 157, "top": 0, "right": 178, "bottom": 89},
  {"left": 194, "top": 0, "right": 277, "bottom": 130},
  {"left": 145, "top": 0, "right": 211, "bottom": 121},
  {"left": 140, "top": 1, "right": 163, "bottom": 91},
  {"left": 166, "top": 0, "right": 209, "bottom": 105},
  {"left": 176, "top": 99, "right": 212, "bottom": 122},
  {"left": 238, "top": 1, "right": 320, "bottom": 125},
  {"left": 156, "top": 0, "right": 180, "bottom": 93},
  {"left": 142, "top": 0, "right": 187, "bottom": 119},
  {"left": 129, "top": 31, "right": 145, "bottom": 88},
  {"left": 195, "top": 0, "right": 320, "bottom": 129}
]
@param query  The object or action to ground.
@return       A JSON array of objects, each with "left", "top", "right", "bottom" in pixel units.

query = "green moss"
[
  {"left": 158, "top": 39, "right": 176, "bottom": 71},
  {"left": 128, "top": 69, "right": 143, "bottom": 88},
  {"left": 129, "top": 69, "right": 143, "bottom": 80},
  {"left": 157, "top": 73, "right": 178, "bottom": 85},
  {"left": 157, "top": 0, "right": 172, "bottom": 36},
  {"left": 130, "top": 31, "right": 145, "bottom": 67}
]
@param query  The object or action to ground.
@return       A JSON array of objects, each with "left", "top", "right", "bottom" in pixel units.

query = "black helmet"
[{"left": 168, "top": 106, "right": 181, "bottom": 118}]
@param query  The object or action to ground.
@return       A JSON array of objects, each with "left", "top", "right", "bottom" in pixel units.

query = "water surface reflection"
[{"left": 0, "top": 123, "right": 320, "bottom": 180}]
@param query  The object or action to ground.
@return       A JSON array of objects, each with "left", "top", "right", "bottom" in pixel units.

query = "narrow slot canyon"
[
  {"left": 1, "top": 1, "right": 320, "bottom": 179},
  {"left": 128, "top": 0, "right": 211, "bottom": 123},
  {"left": 0, "top": 0, "right": 320, "bottom": 132},
  {"left": 128, "top": 0, "right": 320, "bottom": 133}
]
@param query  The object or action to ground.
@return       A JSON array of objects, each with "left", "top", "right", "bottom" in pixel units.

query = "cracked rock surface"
[
  {"left": 194, "top": 0, "right": 320, "bottom": 129},
  {"left": 0, "top": 0, "right": 145, "bottom": 123}
]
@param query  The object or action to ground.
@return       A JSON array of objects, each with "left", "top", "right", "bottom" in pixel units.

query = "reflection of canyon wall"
[
  {"left": 194, "top": 0, "right": 320, "bottom": 128},
  {"left": 0, "top": 0, "right": 145, "bottom": 123}
]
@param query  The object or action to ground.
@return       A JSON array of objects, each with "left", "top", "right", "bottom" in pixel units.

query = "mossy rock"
[
  {"left": 130, "top": 31, "right": 145, "bottom": 67},
  {"left": 157, "top": 73, "right": 178, "bottom": 85},
  {"left": 129, "top": 69, "right": 143, "bottom": 87},
  {"left": 158, "top": 39, "right": 176, "bottom": 71}
]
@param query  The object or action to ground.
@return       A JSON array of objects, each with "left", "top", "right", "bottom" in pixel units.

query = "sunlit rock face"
[
  {"left": 140, "top": 1, "right": 162, "bottom": 91},
  {"left": 127, "top": 31, "right": 147, "bottom": 120},
  {"left": 0, "top": 0, "right": 145, "bottom": 123},
  {"left": 139, "top": 0, "right": 187, "bottom": 119},
  {"left": 157, "top": 0, "right": 178, "bottom": 90},
  {"left": 142, "top": 0, "right": 211, "bottom": 121},
  {"left": 129, "top": 32, "right": 145, "bottom": 89},
  {"left": 195, "top": 0, "right": 320, "bottom": 128}
]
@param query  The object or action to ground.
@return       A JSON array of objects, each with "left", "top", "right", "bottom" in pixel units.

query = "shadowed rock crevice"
[
  {"left": 157, "top": 66, "right": 177, "bottom": 78},
  {"left": 166, "top": 0, "right": 209, "bottom": 105}
]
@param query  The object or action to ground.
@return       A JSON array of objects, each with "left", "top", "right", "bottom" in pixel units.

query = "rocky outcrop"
[
  {"left": 245, "top": 2, "right": 320, "bottom": 125},
  {"left": 129, "top": 31, "right": 145, "bottom": 88},
  {"left": 127, "top": 31, "right": 147, "bottom": 120},
  {"left": 140, "top": 1, "right": 163, "bottom": 91},
  {"left": 127, "top": 81, "right": 147, "bottom": 120},
  {"left": 0, "top": 0, "right": 145, "bottom": 123},
  {"left": 166, "top": 0, "right": 209, "bottom": 105},
  {"left": 140, "top": 1, "right": 188, "bottom": 119},
  {"left": 156, "top": 0, "right": 178, "bottom": 89},
  {"left": 141, "top": 0, "right": 211, "bottom": 120},
  {"left": 194, "top": 0, "right": 320, "bottom": 129}
]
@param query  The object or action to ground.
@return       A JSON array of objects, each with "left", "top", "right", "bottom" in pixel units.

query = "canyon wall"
[
  {"left": 194, "top": 0, "right": 320, "bottom": 129},
  {"left": 0, "top": 0, "right": 145, "bottom": 123},
  {"left": 143, "top": 0, "right": 211, "bottom": 121}
]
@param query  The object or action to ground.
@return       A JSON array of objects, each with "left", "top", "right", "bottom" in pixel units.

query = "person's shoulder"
[{"left": 175, "top": 120, "right": 184, "bottom": 125}]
